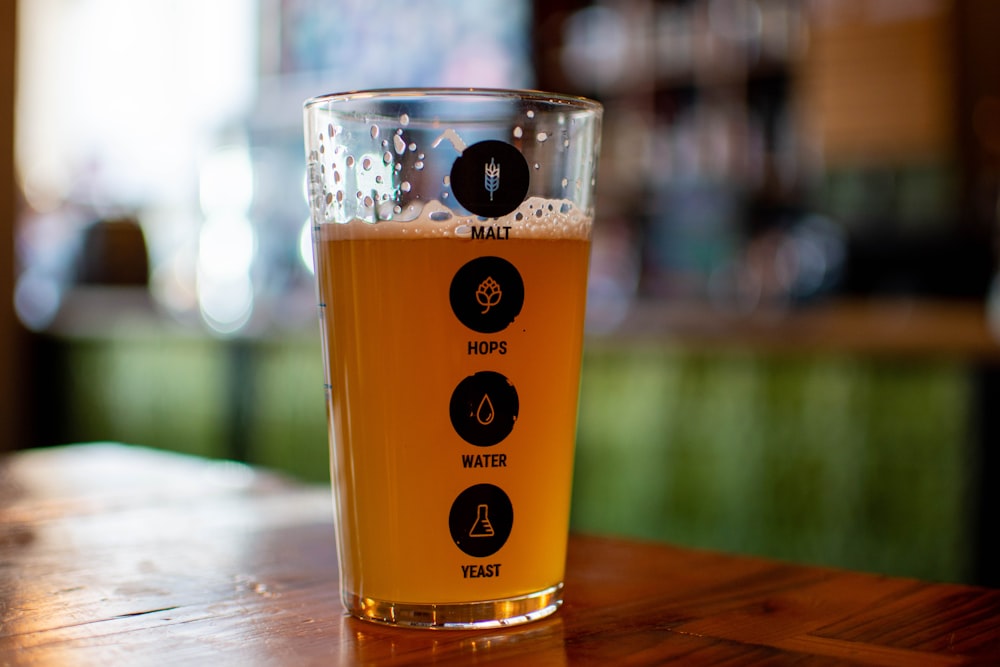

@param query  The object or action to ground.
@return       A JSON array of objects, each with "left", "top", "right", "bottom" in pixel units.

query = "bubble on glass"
[
  {"left": 535, "top": 208, "right": 543, "bottom": 217},
  {"left": 564, "top": 139, "right": 570, "bottom": 148},
  {"left": 560, "top": 202, "right": 573, "bottom": 214},
  {"left": 370, "top": 125, "right": 379, "bottom": 139},
  {"left": 393, "top": 134, "right": 406, "bottom": 154},
  {"left": 514, "top": 212, "right": 524, "bottom": 221},
  {"left": 537, "top": 132, "right": 548, "bottom": 143},
  {"left": 513, "top": 126, "right": 523, "bottom": 139},
  {"left": 399, "top": 113, "right": 410, "bottom": 126},
  {"left": 327, "top": 124, "right": 334, "bottom": 137},
  {"left": 429, "top": 210, "right": 452, "bottom": 222}
]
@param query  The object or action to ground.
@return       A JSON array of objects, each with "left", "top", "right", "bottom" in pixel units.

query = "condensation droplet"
[
  {"left": 356, "top": 190, "right": 363, "bottom": 199},
  {"left": 319, "top": 144, "right": 325, "bottom": 154},
  {"left": 526, "top": 110, "right": 535, "bottom": 119},
  {"left": 370, "top": 125, "right": 379, "bottom": 139},
  {"left": 429, "top": 210, "right": 452, "bottom": 222},
  {"left": 383, "top": 151, "right": 393, "bottom": 165},
  {"left": 333, "top": 171, "right": 341, "bottom": 184},
  {"left": 363, "top": 195, "right": 374, "bottom": 207},
  {"left": 362, "top": 157, "right": 372, "bottom": 170},
  {"left": 536, "top": 132, "right": 548, "bottom": 142},
  {"left": 325, "top": 193, "right": 333, "bottom": 205},
  {"left": 513, "top": 127, "right": 523, "bottom": 139},
  {"left": 375, "top": 175, "right": 383, "bottom": 183},
  {"left": 327, "top": 124, "right": 334, "bottom": 137},
  {"left": 346, "top": 156, "right": 355, "bottom": 168},
  {"left": 399, "top": 113, "right": 410, "bottom": 126},
  {"left": 408, "top": 143, "right": 416, "bottom": 152},
  {"left": 393, "top": 135, "right": 406, "bottom": 154},
  {"left": 393, "top": 205, "right": 402, "bottom": 214},
  {"left": 418, "top": 153, "right": 425, "bottom": 160},
  {"left": 533, "top": 163, "right": 540, "bottom": 170},
  {"left": 414, "top": 161, "right": 425, "bottom": 170},
  {"left": 443, "top": 175, "right": 451, "bottom": 186},
  {"left": 336, "top": 191, "right": 344, "bottom": 203},
  {"left": 564, "top": 139, "right": 570, "bottom": 148},
  {"left": 395, "top": 163, "right": 402, "bottom": 172},
  {"left": 561, "top": 178, "right": 568, "bottom": 188},
  {"left": 401, "top": 181, "right": 412, "bottom": 192}
]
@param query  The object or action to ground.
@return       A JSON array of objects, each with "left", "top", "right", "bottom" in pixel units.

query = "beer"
[{"left": 315, "top": 198, "right": 591, "bottom": 609}]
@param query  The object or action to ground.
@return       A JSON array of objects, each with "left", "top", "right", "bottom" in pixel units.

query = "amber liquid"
[{"left": 315, "top": 220, "right": 590, "bottom": 618}]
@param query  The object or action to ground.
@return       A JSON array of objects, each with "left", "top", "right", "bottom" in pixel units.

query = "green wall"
[{"left": 45, "top": 331, "right": 977, "bottom": 584}]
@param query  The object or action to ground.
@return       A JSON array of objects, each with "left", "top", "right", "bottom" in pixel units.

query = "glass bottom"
[{"left": 345, "top": 583, "right": 563, "bottom": 629}]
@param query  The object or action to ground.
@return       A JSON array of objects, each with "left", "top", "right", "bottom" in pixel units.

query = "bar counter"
[{"left": 1, "top": 444, "right": 997, "bottom": 665}]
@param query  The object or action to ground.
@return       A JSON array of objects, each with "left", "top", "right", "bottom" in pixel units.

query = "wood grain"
[{"left": 1, "top": 444, "right": 997, "bottom": 665}]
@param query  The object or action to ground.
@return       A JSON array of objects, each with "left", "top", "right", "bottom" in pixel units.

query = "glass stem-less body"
[{"left": 305, "top": 89, "right": 602, "bottom": 628}]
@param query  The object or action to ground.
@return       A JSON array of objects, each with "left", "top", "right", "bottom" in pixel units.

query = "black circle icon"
[
  {"left": 449, "top": 484, "right": 513, "bottom": 558},
  {"left": 449, "top": 371, "right": 519, "bottom": 447},
  {"left": 450, "top": 140, "right": 530, "bottom": 218},
  {"left": 450, "top": 256, "right": 524, "bottom": 334}
]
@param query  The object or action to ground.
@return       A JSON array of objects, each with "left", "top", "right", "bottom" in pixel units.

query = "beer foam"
[{"left": 316, "top": 197, "right": 592, "bottom": 241}]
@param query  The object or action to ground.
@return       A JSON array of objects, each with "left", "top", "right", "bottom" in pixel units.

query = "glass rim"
[{"left": 303, "top": 87, "right": 602, "bottom": 114}]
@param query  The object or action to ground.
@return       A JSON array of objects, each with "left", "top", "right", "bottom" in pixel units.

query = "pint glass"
[{"left": 303, "top": 89, "right": 602, "bottom": 628}]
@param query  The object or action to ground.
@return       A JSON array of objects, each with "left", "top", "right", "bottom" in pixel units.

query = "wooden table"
[{"left": 1, "top": 444, "right": 998, "bottom": 665}]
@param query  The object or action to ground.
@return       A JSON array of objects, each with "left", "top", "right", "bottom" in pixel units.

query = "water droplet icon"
[{"left": 476, "top": 394, "right": 495, "bottom": 425}]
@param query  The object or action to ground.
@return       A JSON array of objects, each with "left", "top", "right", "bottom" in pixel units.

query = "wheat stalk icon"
[{"left": 484, "top": 158, "right": 500, "bottom": 201}]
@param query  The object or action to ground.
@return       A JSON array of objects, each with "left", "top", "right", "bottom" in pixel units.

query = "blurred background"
[{"left": 1, "top": 0, "right": 999, "bottom": 586}]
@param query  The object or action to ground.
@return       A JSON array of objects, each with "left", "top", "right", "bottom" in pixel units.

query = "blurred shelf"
[{"left": 590, "top": 297, "right": 1000, "bottom": 361}]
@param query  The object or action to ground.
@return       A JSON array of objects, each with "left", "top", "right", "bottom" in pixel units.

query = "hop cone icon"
[
  {"left": 476, "top": 276, "right": 502, "bottom": 314},
  {"left": 484, "top": 158, "right": 500, "bottom": 201}
]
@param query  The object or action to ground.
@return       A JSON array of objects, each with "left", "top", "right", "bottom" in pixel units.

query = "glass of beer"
[{"left": 302, "top": 89, "right": 602, "bottom": 629}]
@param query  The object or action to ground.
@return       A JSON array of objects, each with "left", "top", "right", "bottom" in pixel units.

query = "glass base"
[{"left": 345, "top": 583, "right": 563, "bottom": 629}]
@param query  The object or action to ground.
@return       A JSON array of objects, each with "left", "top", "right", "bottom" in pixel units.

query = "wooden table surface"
[{"left": 1, "top": 444, "right": 998, "bottom": 665}]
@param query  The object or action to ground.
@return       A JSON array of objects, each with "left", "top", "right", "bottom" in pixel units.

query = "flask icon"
[{"left": 469, "top": 504, "right": 495, "bottom": 537}]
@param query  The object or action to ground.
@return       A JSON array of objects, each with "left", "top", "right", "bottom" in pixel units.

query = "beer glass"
[{"left": 303, "top": 89, "right": 602, "bottom": 628}]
